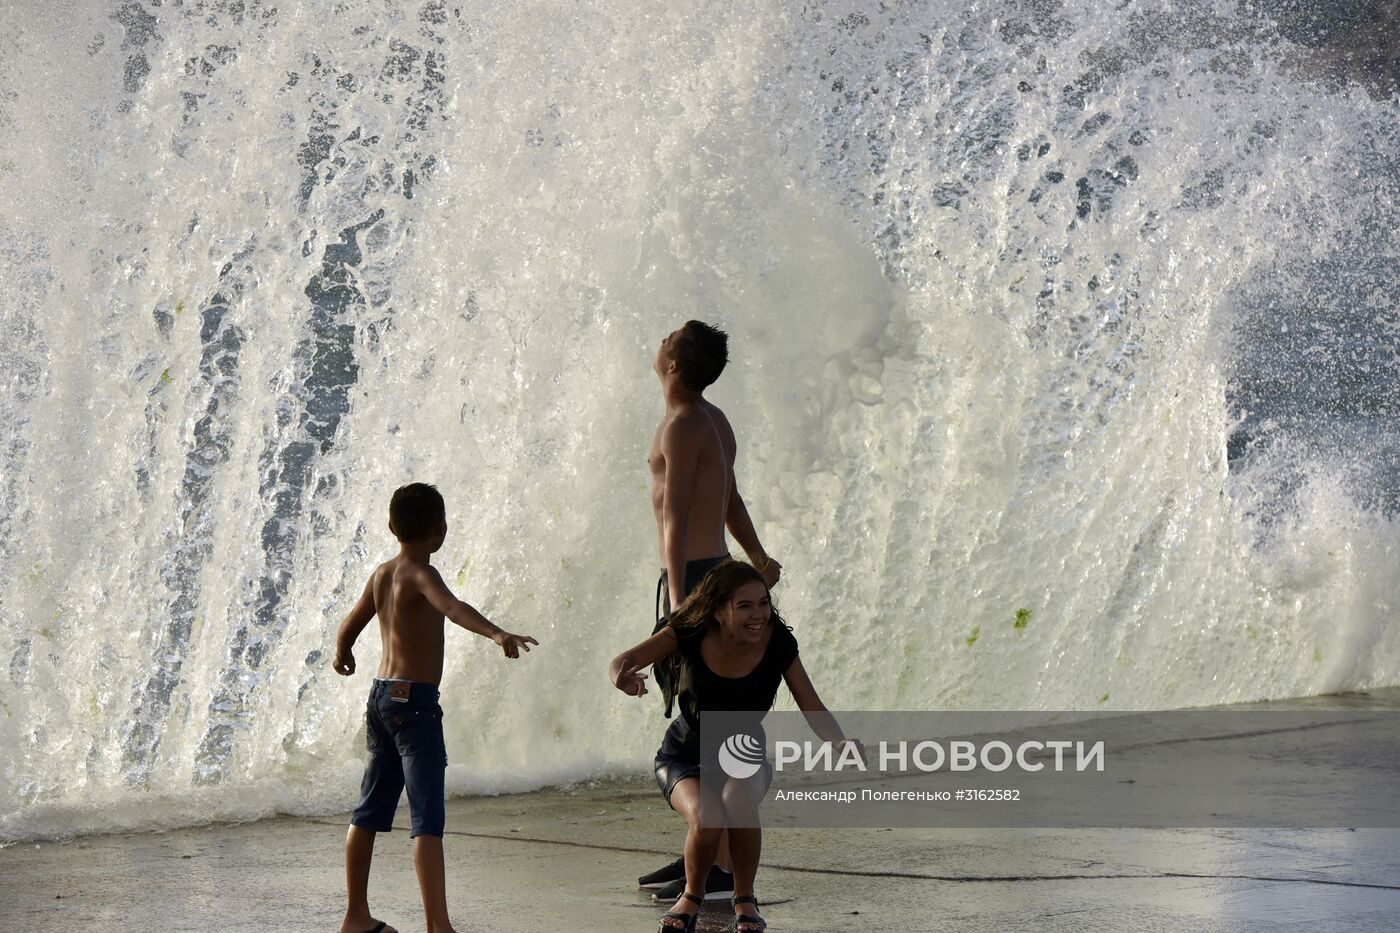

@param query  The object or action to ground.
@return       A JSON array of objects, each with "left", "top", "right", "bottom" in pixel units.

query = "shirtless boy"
[
  {"left": 640, "top": 321, "right": 782, "bottom": 899},
  {"left": 332, "top": 483, "right": 538, "bottom": 933}
]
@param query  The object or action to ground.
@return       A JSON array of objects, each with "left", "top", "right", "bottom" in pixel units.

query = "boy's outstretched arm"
[
  {"left": 333, "top": 578, "right": 377, "bottom": 676},
  {"left": 417, "top": 565, "right": 539, "bottom": 658}
]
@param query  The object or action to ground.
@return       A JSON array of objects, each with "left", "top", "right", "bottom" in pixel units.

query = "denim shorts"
[{"left": 350, "top": 679, "right": 447, "bottom": 838}]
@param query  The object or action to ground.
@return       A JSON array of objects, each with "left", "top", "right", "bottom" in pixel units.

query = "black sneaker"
[
  {"left": 638, "top": 855, "right": 686, "bottom": 889},
  {"left": 652, "top": 865, "right": 734, "bottom": 902}
]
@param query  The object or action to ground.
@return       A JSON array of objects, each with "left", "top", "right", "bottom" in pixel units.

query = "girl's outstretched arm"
[
  {"left": 608, "top": 626, "right": 681, "bottom": 697},
  {"left": 783, "top": 657, "right": 850, "bottom": 744}
]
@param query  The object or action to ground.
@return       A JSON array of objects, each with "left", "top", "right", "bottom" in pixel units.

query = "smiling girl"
[{"left": 609, "top": 560, "right": 856, "bottom": 933}]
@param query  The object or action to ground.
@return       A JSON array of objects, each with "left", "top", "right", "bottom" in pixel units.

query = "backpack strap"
[{"left": 655, "top": 570, "right": 676, "bottom": 718}]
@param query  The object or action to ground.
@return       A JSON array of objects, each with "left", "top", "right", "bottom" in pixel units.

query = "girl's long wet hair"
[{"left": 669, "top": 559, "right": 789, "bottom": 636}]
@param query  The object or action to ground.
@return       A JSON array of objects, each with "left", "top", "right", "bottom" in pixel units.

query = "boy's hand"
[
  {"left": 493, "top": 631, "right": 539, "bottom": 659},
  {"left": 333, "top": 649, "right": 356, "bottom": 676},
  {"left": 613, "top": 664, "right": 649, "bottom": 697}
]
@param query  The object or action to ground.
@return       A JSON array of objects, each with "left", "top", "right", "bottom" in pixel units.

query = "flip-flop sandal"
[
  {"left": 658, "top": 891, "right": 703, "bottom": 932},
  {"left": 732, "top": 895, "right": 768, "bottom": 931}
]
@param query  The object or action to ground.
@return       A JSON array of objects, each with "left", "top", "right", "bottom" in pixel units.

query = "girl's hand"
[
  {"left": 838, "top": 737, "right": 867, "bottom": 767},
  {"left": 614, "top": 664, "right": 649, "bottom": 697}
]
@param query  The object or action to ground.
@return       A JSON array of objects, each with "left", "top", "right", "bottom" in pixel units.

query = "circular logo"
[{"left": 718, "top": 733, "right": 766, "bottom": 779}]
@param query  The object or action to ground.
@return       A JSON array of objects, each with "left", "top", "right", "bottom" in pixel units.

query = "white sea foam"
[{"left": 1, "top": 0, "right": 1397, "bottom": 842}]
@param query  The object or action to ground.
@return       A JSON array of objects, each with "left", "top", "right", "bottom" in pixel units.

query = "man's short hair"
[
  {"left": 389, "top": 483, "right": 445, "bottom": 542},
  {"left": 671, "top": 320, "right": 729, "bottom": 391}
]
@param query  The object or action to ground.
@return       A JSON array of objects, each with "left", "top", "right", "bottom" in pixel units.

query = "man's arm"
[
  {"left": 417, "top": 566, "right": 538, "bottom": 659},
  {"left": 660, "top": 419, "right": 703, "bottom": 609},
  {"left": 332, "top": 577, "right": 377, "bottom": 676},
  {"left": 726, "top": 480, "right": 781, "bottom": 587}
]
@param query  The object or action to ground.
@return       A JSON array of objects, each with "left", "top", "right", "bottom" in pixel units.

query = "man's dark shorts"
[
  {"left": 350, "top": 679, "right": 447, "bottom": 838},
  {"left": 657, "top": 553, "right": 731, "bottom": 618}
]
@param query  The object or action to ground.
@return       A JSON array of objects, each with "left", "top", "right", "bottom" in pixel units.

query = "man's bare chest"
[{"left": 647, "top": 423, "right": 668, "bottom": 478}]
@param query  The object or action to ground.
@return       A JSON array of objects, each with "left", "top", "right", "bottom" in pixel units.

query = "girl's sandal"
[
  {"left": 732, "top": 894, "right": 768, "bottom": 931},
  {"left": 658, "top": 891, "right": 703, "bottom": 933}
]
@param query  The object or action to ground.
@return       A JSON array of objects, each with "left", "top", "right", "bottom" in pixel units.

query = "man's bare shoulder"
[
  {"left": 699, "top": 397, "right": 730, "bottom": 419},
  {"left": 700, "top": 399, "right": 735, "bottom": 431},
  {"left": 700, "top": 399, "right": 737, "bottom": 452},
  {"left": 659, "top": 406, "right": 713, "bottom": 446}
]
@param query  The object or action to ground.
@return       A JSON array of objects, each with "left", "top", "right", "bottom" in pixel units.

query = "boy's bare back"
[{"left": 368, "top": 556, "right": 452, "bottom": 684}]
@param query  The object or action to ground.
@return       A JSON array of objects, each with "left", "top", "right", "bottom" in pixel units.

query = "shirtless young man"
[{"left": 640, "top": 321, "right": 783, "bottom": 899}]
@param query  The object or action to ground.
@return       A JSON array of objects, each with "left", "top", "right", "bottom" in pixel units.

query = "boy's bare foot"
[{"left": 339, "top": 917, "right": 397, "bottom": 933}]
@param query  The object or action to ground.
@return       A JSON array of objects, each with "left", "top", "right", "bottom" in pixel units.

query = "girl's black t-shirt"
[{"left": 673, "top": 622, "right": 800, "bottom": 736}]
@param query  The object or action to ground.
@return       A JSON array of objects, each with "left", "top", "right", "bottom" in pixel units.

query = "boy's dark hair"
[
  {"left": 389, "top": 483, "right": 445, "bottom": 542},
  {"left": 670, "top": 320, "right": 729, "bottom": 391}
]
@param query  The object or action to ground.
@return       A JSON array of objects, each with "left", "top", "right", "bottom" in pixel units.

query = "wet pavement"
[{"left": 5, "top": 692, "right": 1400, "bottom": 931}]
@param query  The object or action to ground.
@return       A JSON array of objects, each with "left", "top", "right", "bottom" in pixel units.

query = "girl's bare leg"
[
  {"left": 660, "top": 777, "right": 726, "bottom": 928},
  {"left": 722, "top": 776, "right": 767, "bottom": 931}
]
